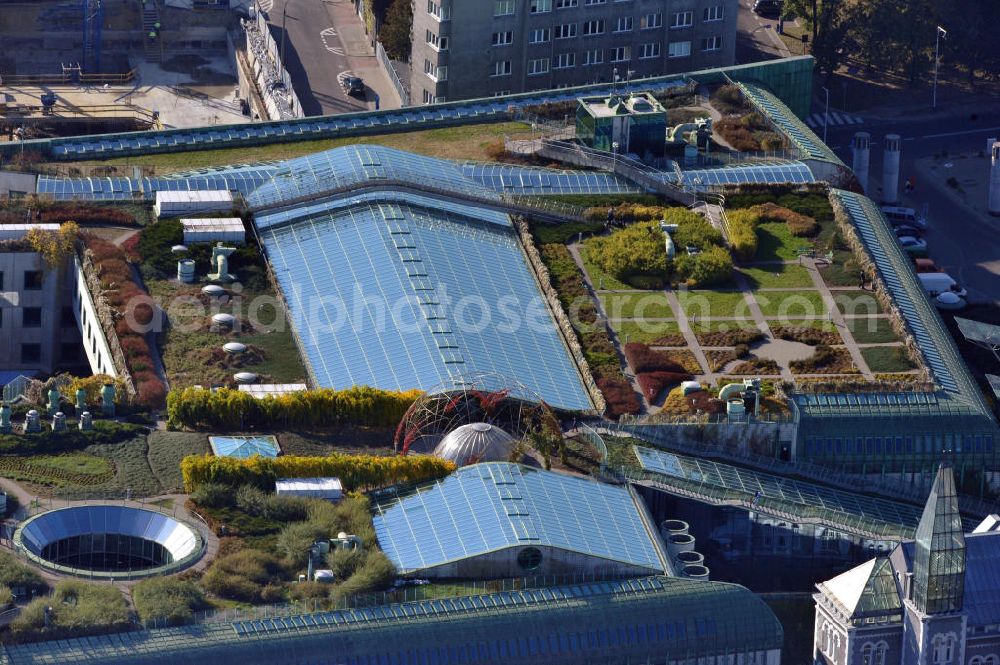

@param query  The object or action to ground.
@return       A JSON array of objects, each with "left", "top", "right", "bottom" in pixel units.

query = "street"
[
  {"left": 258, "top": 0, "right": 397, "bottom": 116},
  {"left": 821, "top": 111, "right": 1000, "bottom": 304},
  {"left": 735, "top": 0, "right": 792, "bottom": 65}
]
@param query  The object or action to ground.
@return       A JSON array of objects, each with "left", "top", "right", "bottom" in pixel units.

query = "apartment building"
[{"left": 411, "top": 0, "right": 738, "bottom": 104}]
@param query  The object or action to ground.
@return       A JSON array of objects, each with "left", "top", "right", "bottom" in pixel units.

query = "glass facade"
[{"left": 913, "top": 465, "right": 966, "bottom": 614}]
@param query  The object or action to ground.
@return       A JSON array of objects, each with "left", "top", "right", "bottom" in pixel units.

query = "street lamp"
[
  {"left": 933, "top": 25, "right": 947, "bottom": 110},
  {"left": 822, "top": 86, "right": 829, "bottom": 144},
  {"left": 280, "top": 2, "right": 289, "bottom": 66}
]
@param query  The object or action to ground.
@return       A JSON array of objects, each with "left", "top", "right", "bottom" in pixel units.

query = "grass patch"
[
  {"left": 834, "top": 291, "right": 885, "bottom": 316},
  {"left": 756, "top": 290, "right": 827, "bottom": 318},
  {"left": 52, "top": 436, "right": 165, "bottom": 500},
  {"left": 738, "top": 263, "right": 812, "bottom": 289},
  {"left": 147, "top": 431, "right": 211, "bottom": 492},
  {"left": 847, "top": 317, "right": 900, "bottom": 344},
  {"left": 0, "top": 454, "right": 114, "bottom": 488},
  {"left": 676, "top": 290, "right": 748, "bottom": 318},
  {"left": 68, "top": 122, "right": 536, "bottom": 173},
  {"left": 612, "top": 320, "right": 683, "bottom": 345},
  {"left": 862, "top": 346, "right": 917, "bottom": 372},
  {"left": 545, "top": 193, "right": 664, "bottom": 208},
  {"left": 755, "top": 222, "right": 809, "bottom": 262},
  {"left": 530, "top": 221, "right": 604, "bottom": 245},
  {"left": 819, "top": 250, "right": 863, "bottom": 287},
  {"left": 601, "top": 292, "right": 673, "bottom": 319},
  {"left": 278, "top": 430, "right": 396, "bottom": 457}
]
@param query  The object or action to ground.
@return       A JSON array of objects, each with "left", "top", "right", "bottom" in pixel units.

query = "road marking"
[
  {"left": 337, "top": 70, "right": 355, "bottom": 85},
  {"left": 319, "top": 27, "right": 346, "bottom": 55},
  {"left": 257, "top": 0, "right": 274, "bottom": 11},
  {"left": 919, "top": 126, "right": 1000, "bottom": 140}
]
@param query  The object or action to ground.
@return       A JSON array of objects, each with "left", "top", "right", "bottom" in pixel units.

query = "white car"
[{"left": 897, "top": 236, "right": 928, "bottom": 256}]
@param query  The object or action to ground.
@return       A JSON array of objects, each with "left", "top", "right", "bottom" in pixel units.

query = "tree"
[
  {"left": 784, "top": 0, "right": 856, "bottom": 78},
  {"left": 380, "top": 0, "right": 412, "bottom": 61},
  {"left": 26, "top": 221, "right": 79, "bottom": 269}
]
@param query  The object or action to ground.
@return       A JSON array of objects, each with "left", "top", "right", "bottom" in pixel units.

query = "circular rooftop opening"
[{"left": 14, "top": 506, "right": 204, "bottom": 580}]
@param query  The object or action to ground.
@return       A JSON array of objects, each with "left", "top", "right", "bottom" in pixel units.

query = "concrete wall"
[
  {"left": 410, "top": 0, "right": 738, "bottom": 103},
  {"left": 0, "top": 171, "right": 37, "bottom": 199},
  {"left": 0, "top": 252, "right": 61, "bottom": 374},
  {"left": 72, "top": 256, "right": 119, "bottom": 379}
]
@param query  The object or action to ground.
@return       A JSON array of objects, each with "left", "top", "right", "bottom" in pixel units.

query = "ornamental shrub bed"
[
  {"left": 167, "top": 386, "right": 422, "bottom": 431},
  {"left": 637, "top": 371, "right": 691, "bottom": 403},
  {"left": 595, "top": 376, "right": 641, "bottom": 418},
  {"left": 772, "top": 326, "right": 843, "bottom": 346},
  {"left": 695, "top": 329, "right": 764, "bottom": 347},
  {"left": 623, "top": 343, "right": 688, "bottom": 374},
  {"left": 11, "top": 580, "right": 129, "bottom": 643},
  {"left": 725, "top": 208, "right": 760, "bottom": 261},
  {"left": 753, "top": 202, "right": 819, "bottom": 237},
  {"left": 729, "top": 358, "right": 781, "bottom": 375},
  {"left": 789, "top": 345, "right": 859, "bottom": 374},
  {"left": 40, "top": 204, "right": 138, "bottom": 226},
  {"left": 180, "top": 452, "right": 455, "bottom": 492}
]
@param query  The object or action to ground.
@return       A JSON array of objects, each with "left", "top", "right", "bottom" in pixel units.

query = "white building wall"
[
  {"left": 73, "top": 256, "right": 119, "bottom": 379},
  {"left": 0, "top": 252, "right": 60, "bottom": 373}
]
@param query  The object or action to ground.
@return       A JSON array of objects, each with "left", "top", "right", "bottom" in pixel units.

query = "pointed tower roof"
[
  {"left": 818, "top": 557, "right": 901, "bottom": 619},
  {"left": 912, "top": 463, "right": 966, "bottom": 614}
]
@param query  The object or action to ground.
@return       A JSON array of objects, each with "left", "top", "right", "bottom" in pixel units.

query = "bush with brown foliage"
[
  {"left": 623, "top": 343, "right": 687, "bottom": 373},
  {"left": 637, "top": 371, "right": 692, "bottom": 402},
  {"left": 41, "top": 204, "right": 138, "bottom": 226},
  {"left": 695, "top": 328, "right": 764, "bottom": 347},
  {"left": 753, "top": 202, "right": 819, "bottom": 238},
  {"left": 714, "top": 118, "right": 761, "bottom": 152},
  {"left": 772, "top": 326, "right": 841, "bottom": 346},
  {"left": 596, "top": 376, "right": 641, "bottom": 419}
]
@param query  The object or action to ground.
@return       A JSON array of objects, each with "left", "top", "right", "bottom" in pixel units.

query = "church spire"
[{"left": 912, "top": 463, "right": 966, "bottom": 614}]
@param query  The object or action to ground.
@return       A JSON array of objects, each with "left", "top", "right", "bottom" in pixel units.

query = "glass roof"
[
  {"left": 955, "top": 316, "right": 1000, "bottom": 347},
  {"left": 735, "top": 81, "right": 843, "bottom": 164},
  {"left": 208, "top": 435, "right": 281, "bottom": 459},
  {"left": 372, "top": 462, "right": 667, "bottom": 574},
  {"left": 16, "top": 506, "right": 199, "bottom": 560},
  {"left": 0, "top": 574, "right": 783, "bottom": 665},
  {"left": 672, "top": 161, "right": 815, "bottom": 189},
  {"left": 633, "top": 445, "right": 924, "bottom": 539},
  {"left": 963, "top": 532, "right": 1000, "bottom": 626},
  {"left": 247, "top": 145, "right": 499, "bottom": 210},
  {"left": 260, "top": 201, "right": 592, "bottom": 410},
  {"left": 832, "top": 190, "right": 987, "bottom": 413},
  {"left": 460, "top": 163, "right": 640, "bottom": 195}
]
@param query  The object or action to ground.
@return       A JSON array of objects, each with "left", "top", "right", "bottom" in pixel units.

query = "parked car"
[
  {"left": 935, "top": 292, "right": 966, "bottom": 310},
  {"left": 893, "top": 224, "right": 924, "bottom": 239},
  {"left": 918, "top": 272, "right": 967, "bottom": 298},
  {"left": 897, "top": 236, "right": 928, "bottom": 257},
  {"left": 881, "top": 205, "right": 927, "bottom": 229},
  {"left": 913, "top": 258, "right": 940, "bottom": 273},
  {"left": 752, "top": 0, "right": 783, "bottom": 16},
  {"left": 342, "top": 76, "right": 365, "bottom": 97}
]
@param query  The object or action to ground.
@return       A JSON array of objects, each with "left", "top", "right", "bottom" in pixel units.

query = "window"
[
  {"left": 0, "top": 271, "right": 4, "bottom": 290},
  {"left": 932, "top": 635, "right": 955, "bottom": 665},
  {"left": 492, "top": 30, "right": 513, "bottom": 45},
  {"left": 423, "top": 60, "right": 448, "bottom": 81},
  {"left": 530, "top": 0, "right": 551, "bottom": 12},
  {"left": 670, "top": 11, "right": 693, "bottom": 28},
  {"left": 582, "top": 48, "right": 603, "bottom": 65},
  {"left": 701, "top": 35, "right": 722, "bottom": 51},
  {"left": 582, "top": 19, "right": 604, "bottom": 35},
  {"left": 518, "top": 547, "right": 543, "bottom": 570},
  {"left": 21, "top": 343, "right": 40, "bottom": 364},
  {"left": 527, "top": 57, "right": 549, "bottom": 75},
  {"left": 529, "top": 27, "right": 551, "bottom": 43},
  {"left": 0, "top": 308, "right": 3, "bottom": 327},
  {"left": 492, "top": 60, "right": 512, "bottom": 76},
  {"left": 492, "top": 90, "right": 511, "bottom": 96},
  {"left": 640, "top": 12, "right": 662, "bottom": 29},
  {"left": 614, "top": 16, "right": 633, "bottom": 32},
  {"left": 425, "top": 30, "right": 448, "bottom": 50},
  {"left": 703, "top": 5, "right": 723, "bottom": 21},
  {"left": 426, "top": 0, "right": 450, "bottom": 20},
  {"left": 667, "top": 40, "right": 691, "bottom": 57},
  {"left": 610, "top": 45, "right": 630, "bottom": 62},
  {"left": 554, "top": 52, "right": 575, "bottom": 68},
  {"left": 584, "top": 0, "right": 605, "bottom": 4},
  {"left": 555, "top": 0, "right": 577, "bottom": 7},
  {"left": 22, "top": 307, "right": 41, "bottom": 328},
  {"left": 422, "top": 90, "right": 433, "bottom": 104},
  {"left": 555, "top": 23, "right": 577, "bottom": 38},
  {"left": 640, "top": 42, "right": 660, "bottom": 58},
  {"left": 494, "top": 0, "right": 515, "bottom": 15},
  {"left": 23, "top": 270, "right": 43, "bottom": 290},
  {"left": 59, "top": 342, "right": 78, "bottom": 363}
]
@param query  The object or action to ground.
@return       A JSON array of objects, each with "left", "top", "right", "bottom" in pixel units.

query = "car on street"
[
  {"left": 752, "top": 0, "right": 783, "bottom": 16},
  {"left": 342, "top": 76, "right": 365, "bottom": 97},
  {"left": 893, "top": 224, "right": 925, "bottom": 239},
  {"left": 881, "top": 205, "right": 927, "bottom": 229},
  {"left": 913, "top": 258, "right": 940, "bottom": 273},
  {"left": 897, "top": 236, "right": 928, "bottom": 257}
]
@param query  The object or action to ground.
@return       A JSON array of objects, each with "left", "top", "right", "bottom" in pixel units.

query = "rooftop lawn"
[
  {"left": 755, "top": 222, "right": 809, "bottom": 262},
  {"left": 834, "top": 290, "right": 885, "bottom": 315},
  {"left": 600, "top": 292, "right": 673, "bottom": 319},
  {"left": 676, "top": 290, "right": 749, "bottom": 318},
  {"left": 848, "top": 317, "right": 900, "bottom": 344},
  {"left": 755, "top": 289, "right": 828, "bottom": 318},
  {"left": 61, "top": 121, "right": 534, "bottom": 174},
  {"left": 611, "top": 319, "right": 682, "bottom": 344},
  {"left": 738, "top": 263, "right": 813, "bottom": 289},
  {"left": 862, "top": 346, "right": 918, "bottom": 373}
]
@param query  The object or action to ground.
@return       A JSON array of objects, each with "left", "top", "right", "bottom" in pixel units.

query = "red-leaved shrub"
[
  {"left": 623, "top": 343, "right": 686, "bottom": 374},
  {"left": 637, "top": 371, "right": 692, "bottom": 403},
  {"left": 119, "top": 335, "right": 150, "bottom": 359},
  {"left": 596, "top": 376, "right": 641, "bottom": 419},
  {"left": 136, "top": 377, "right": 167, "bottom": 409}
]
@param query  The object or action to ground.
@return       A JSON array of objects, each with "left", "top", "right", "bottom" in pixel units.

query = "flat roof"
[{"left": 373, "top": 463, "right": 669, "bottom": 574}]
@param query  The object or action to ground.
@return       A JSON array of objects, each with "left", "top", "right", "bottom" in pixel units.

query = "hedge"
[
  {"left": 725, "top": 208, "right": 761, "bottom": 262},
  {"left": 180, "top": 452, "right": 455, "bottom": 492},
  {"left": 166, "top": 386, "right": 422, "bottom": 430}
]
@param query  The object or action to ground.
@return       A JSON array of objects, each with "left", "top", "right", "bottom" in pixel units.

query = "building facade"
[
  {"left": 410, "top": 0, "right": 738, "bottom": 103},
  {"left": 813, "top": 465, "right": 1000, "bottom": 665}
]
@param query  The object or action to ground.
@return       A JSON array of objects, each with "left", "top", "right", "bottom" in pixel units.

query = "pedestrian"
[{"left": 904, "top": 177, "right": 914, "bottom": 194}]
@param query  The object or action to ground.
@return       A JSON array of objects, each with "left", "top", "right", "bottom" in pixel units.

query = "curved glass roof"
[
  {"left": 261, "top": 201, "right": 592, "bottom": 410},
  {"left": 209, "top": 435, "right": 281, "bottom": 459},
  {"left": 0, "top": 575, "right": 783, "bottom": 665},
  {"left": 247, "top": 145, "right": 499, "bottom": 210},
  {"left": 16, "top": 506, "right": 200, "bottom": 563},
  {"left": 433, "top": 423, "right": 518, "bottom": 466},
  {"left": 372, "top": 462, "right": 668, "bottom": 574},
  {"left": 673, "top": 161, "right": 815, "bottom": 189}
]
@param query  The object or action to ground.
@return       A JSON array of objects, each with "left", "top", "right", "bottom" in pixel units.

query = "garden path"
[{"left": 803, "top": 258, "right": 875, "bottom": 380}]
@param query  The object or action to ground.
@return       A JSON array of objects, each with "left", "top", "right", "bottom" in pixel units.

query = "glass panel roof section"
[
  {"left": 963, "top": 532, "right": 1000, "bottom": 626},
  {"left": 247, "top": 145, "right": 499, "bottom": 210},
  {"left": 633, "top": 445, "right": 923, "bottom": 539},
  {"left": 830, "top": 189, "right": 988, "bottom": 414},
  {"left": 955, "top": 316, "right": 1000, "bottom": 346},
  {"left": 260, "top": 201, "right": 592, "bottom": 410},
  {"left": 372, "top": 462, "right": 667, "bottom": 574},
  {"left": 459, "top": 163, "right": 641, "bottom": 195},
  {"left": 735, "top": 81, "right": 843, "bottom": 164},
  {"left": 208, "top": 435, "right": 281, "bottom": 459},
  {"left": 674, "top": 161, "right": 815, "bottom": 189}
]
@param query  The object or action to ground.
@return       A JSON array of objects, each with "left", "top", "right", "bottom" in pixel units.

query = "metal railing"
[
  {"left": 0, "top": 69, "right": 137, "bottom": 86},
  {"left": 375, "top": 41, "right": 410, "bottom": 107}
]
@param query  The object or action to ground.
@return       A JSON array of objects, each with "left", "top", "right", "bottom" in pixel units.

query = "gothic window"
[{"left": 932, "top": 635, "right": 955, "bottom": 665}]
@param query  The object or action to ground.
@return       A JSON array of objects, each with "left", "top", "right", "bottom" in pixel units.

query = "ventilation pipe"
[
  {"left": 852, "top": 131, "right": 871, "bottom": 194},
  {"left": 666, "top": 533, "right": 695, "bottom": 558},
  {"left": 681, "top": 564, "right": 710, "bottom": 580},
  {"left": 883, "top": 134, "right": 901, "bottom": 204},
  {"left": 989, "top": 141, "right": 1000, "bottom": 217},
  {"left": 675, "top": 550, "right": 704, "bottom": 568},
  {"left": 660, "top": 519, "right": 689, "bottom": 541}
]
